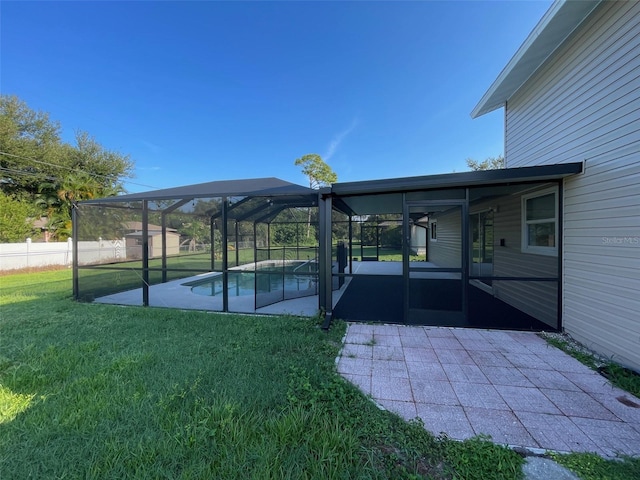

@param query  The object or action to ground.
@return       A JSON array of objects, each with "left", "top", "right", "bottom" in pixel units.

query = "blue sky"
[{"left": 1, "top": 1, "right": 552, "bottom": 193}]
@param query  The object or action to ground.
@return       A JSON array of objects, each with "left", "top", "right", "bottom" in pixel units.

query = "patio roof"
[
  {"left": 331, "top": 162, "right": 583, "bottom": 216},
  {"left": 79, "top": 177, "right": 318, "bottom": 223},
  {"left": 471, "top": 0, "right": 602, "bottom": 118},
  {"left": 82, "top": 177, "right": 315, "bottom": 204}
]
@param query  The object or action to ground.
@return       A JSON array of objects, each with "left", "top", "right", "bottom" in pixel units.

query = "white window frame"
[
  {"left": 521, "top": 187, "right": 558, "bottom": 256},
  {"left": 430, "top": 221, "right": 437, "bottom": 242}
]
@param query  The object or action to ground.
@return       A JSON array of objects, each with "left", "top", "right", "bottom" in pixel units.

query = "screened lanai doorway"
[
  {"left": 329, "top": 193, "right": 470, "bottom": 326},
  {"left": 326, "top": 163, "right": 584, "bottom": 330},
  {"left": 404, "top": 201, "right": 466, "bottom": 325}
]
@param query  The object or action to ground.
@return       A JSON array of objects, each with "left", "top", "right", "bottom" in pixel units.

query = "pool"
[{"left": 184, "top": 260, "right": 318, "bottom": 297}]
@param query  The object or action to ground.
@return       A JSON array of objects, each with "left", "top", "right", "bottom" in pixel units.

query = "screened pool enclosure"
[
  {"left": 73, "top": 178, "right": 327, "bottom": 315},
  {"left": 74, "top": 163, "right": 582, "bottom": 331}
]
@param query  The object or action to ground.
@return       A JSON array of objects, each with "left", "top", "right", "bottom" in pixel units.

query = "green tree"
[
  {"left": 294, "top": 153, "right": 338, "bottom": 189},
  {"left": 0, "top": 193, "right": 36, "bottom": 242},
  {"left": 294, "top": 153, "right": 337, "bottom": 238},
  {"left": 0, "top": 95, "right": 134, "bottom": 241},
  {"left": 466, "top": 155, "right": 505, "bottom": 171}
]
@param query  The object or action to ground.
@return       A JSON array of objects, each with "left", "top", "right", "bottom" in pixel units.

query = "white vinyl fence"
[{"left": 0, "top": 238, "right": 127, "bottom": 271}]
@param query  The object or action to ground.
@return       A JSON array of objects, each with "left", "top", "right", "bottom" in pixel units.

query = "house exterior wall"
[
  {"left": 470, "top": 189, "right": 558, "bottom": 328},
  {"left": 410, "top": 225, "right": 427, "bottom": 255},
  {"left": 427, "top": 209, "right": 461, "bottom": 268},
  {"left": 491, "top": 189, "right": 558, "bottom": 328},
  {"left": 505, "top": 1, "right": 640, "bottom": 369}
]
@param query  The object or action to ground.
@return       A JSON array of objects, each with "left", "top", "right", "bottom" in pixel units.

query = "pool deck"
[
  {"left": 91, "top": 260, "right": 419, "bottom": 315},
  {"left": 337, "top": 323, "right": 640, "bottom": 458},
  {"left": 93, "top": 270, "right": 351, "bottom": 316}
]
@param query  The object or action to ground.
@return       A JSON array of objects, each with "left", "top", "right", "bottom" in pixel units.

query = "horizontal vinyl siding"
[
  {"left": 563, "top": 158, "right": 640, "bottom": 371},
  {"left": 506, "top": 1, "right": 640, "bottom": 167},
  {"left": 491, "top": 189, "right": 558, "bottom": 328},
  {"left": 427, "top": 210, "right": 461, "bottom": 268},
  {"left": 503, "top": 1, "right": 640, "bottom": 370}
]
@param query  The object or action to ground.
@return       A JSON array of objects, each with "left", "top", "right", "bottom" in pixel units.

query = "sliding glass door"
[{"left": 470, "top": 210, "right": 494, "bottom": 286}]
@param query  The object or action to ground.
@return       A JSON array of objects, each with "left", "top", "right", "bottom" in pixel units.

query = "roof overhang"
[{"left": 471, "top": 0, "right": 603, "bottom": 118}]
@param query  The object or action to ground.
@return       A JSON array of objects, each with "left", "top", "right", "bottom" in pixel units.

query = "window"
[
  {"left": 521, "top": 188, "right": 558, "bottom": 256},
  {"left": 430, "top": 221, "right": 437, "bottom": 241}
]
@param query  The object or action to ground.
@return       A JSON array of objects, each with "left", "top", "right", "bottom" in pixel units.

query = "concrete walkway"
[{"left": 337, "top": 323, "right": 640, "bottom": 458}]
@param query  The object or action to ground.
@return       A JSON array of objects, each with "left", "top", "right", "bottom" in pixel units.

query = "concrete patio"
[{"left": 337, "top": 323, "right": 640, "bottom": 458}]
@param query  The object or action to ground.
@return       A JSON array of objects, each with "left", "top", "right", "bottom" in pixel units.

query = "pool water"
[{"left": 186, "top": 260, "right": 318, "bottom": 297}]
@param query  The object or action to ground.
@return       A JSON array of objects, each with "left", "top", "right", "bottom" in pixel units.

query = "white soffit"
[{"left": 471, "top": 0, "right": 602, "bottom": 118}]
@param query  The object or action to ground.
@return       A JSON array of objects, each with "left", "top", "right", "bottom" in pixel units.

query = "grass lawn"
[{"left": 1, "top": 269, "right": 638, "bottom": 479}]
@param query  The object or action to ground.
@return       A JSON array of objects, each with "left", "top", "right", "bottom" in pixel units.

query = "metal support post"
[
  {"left": 221, "top": 197, "right": 229, "bottom": 312},
  {"left": 318, "top": 189, "right": 333, "bottom": 329},
  {"left": 72, "top": 204, "right": 79, "bottom": 299},
  {"left": 142, "top": 200, "right": 149, "bottom": 306}
]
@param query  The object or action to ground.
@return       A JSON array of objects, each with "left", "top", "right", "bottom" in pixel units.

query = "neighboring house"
[
  {"left": 32, "top": 217, "right": 51, "bottom": 242},
  {"left": 472, "top": 0, "right": 640, "bottom": 371}
]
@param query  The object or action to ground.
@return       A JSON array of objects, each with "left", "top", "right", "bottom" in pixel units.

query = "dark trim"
[
  {"left": 319, "top": 191, "right": 333, "bottom": 329},
  {"left": 557, "top": 179, "right": 564, "bottom": 331},
  {"left": 161, "top": 214, "right": 168, "bottom": 283},
  {"left": 402, "top": 194, "right": 409, "bottom": 323},
  {"left": 469, "top": 277, "right": 559, "bottom": 282},
  {"left": 76, "top": 265, "right": 213, "bottom": 274},
  {"left": 253, "top": 205, "right": 288, "bottom": 225},
  {"left": 403, "top": 198, "right": 467, "bottom": 324},
  {"left": 332, "top": 162, "right": 583, "bottom": 197},
  {"left": 80, "top": 177, "right": 314, "bottom": 204},
  {"left": 235, "top": 221, "right": 239, "bottom": 267},
  {"left": 348, "top": 217, "right": 353, "bottom": 273},
  {"left": 253, "top": 222, "right": 258, "bottom": 311},
  {"left": 210, "top": 196, "right": 253, "bottom": 221},
  {"left": 72, "top": 204, "right": 79, "bottom": 299},
  {"left": 221, "top": 196, "right": 229, "bottom": 312},
  {"left": 142, "top": 200, "right": 149, "bottom": 307},
  {"left": 210, "top": 219, "right": 216, "bottom": 271},
  {"left": 462, "top": 189, "right": 470, "bottom": 322}
]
